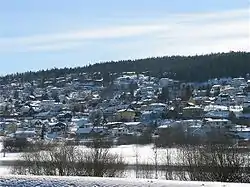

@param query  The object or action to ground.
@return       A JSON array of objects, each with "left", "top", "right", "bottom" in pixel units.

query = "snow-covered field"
[
  {"left": 0, "top": 143, "right": 179, "bottom": 165},
  {"left": 0, "top": 142, "right": 179, "bottom": 177},
  {"left": 0, "top": 141, "right": 249, "bottom": 186},
  {"left": 0, "top": 176, "right": 248, "bottom": 187},
  {"left": 0, "top": 166, "right": 10, "bottom": 175},
  {"left": 95, "top": 144, "right": 179, "bottom": 165}
]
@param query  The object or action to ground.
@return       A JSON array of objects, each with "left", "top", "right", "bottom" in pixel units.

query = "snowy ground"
[
  {"left": 0, "top": 143, "right": 180, "bottom": 165},
  {"left": 0, "top": 140, "right": 249, "bottom": 186},
  {"left": 108, "top": 144, "right": 179, "bottom": 165},
  {"left": 0, "top": 142, "right": 178, "bottom": 177},
  {"left": 0, "top": 176, "right": 248, "bottom": 187}
]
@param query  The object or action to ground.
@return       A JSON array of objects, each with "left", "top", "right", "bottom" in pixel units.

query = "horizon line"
[{"left": 1, "top": 50, "right": 248, "bottom": 77}]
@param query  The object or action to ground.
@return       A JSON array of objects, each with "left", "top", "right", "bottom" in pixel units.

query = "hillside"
[{"left": 1, "top": 51, "right": 249, "bottom": 84}]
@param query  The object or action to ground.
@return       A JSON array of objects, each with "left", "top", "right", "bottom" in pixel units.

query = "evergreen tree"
[{"left": 158, "top": 86, "right": 170, "bottom": 102}]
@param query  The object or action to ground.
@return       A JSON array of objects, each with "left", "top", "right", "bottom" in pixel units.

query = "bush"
[
  {"left": 3, "top": 138, "right": 31, "bottom": 152},
  {"left": 12, "top": 139, "right": 127, "bottom": 177},
  {"left": 179, "top": 145, "right": 250, "bottom": 182}
]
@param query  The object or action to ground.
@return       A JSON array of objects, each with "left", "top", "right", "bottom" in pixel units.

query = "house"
[
  {"left": 231, "top": 77, "right": 246, "bottom": 88},
  {"left": 57, "top": 112, "right": 72, "bottom": 122},
  {"left": 104, "top": 122, "right": 124, "bottom": 129},
  {"left": 124, "top": 122, "right": 142, "bottom": 133},
  {"left": 230, "top": 125, "right": 250, "bottom": 140},
  {"left": 182, "top": 106, "right": 203, "bottom": 119},
  {"left": 35, "top": 111, "right": 56, "bottom": 120},
  {"left": 14, "top": 129, "right": 37, "bottom": 139},
  {"left": 215, "top": 93, "right": 234, "bottom": 106},
  {"left": 202, "top": 118, "right": 232, "bottom": 128},
  {"left": 103, "top": 107, "right": 117, "bottom": 122},
  {"left": 238, "top": 113, "right": 250, "bottom": 125},
  {"left": 116, "top": 108, "right": 135, "bottom": 122},
  {"left": 234, "top": 94, "right": 246, "bottom": 105},
  {"left": 111, "top": 127, "right": 129, "bottom": 136},
  {"left": 229, "top": 105, "right": 243, "bottom": 117},
  {"left": 48, "top": 122, "right": 67, "bottom": 135},
  {"left": 210, "top": 85, "right": 221, "bottom": 96},
  {"left": 71, "top": 117, "right": 89, "bottom": 127},
  {"left": 140, "top": 111, "right": 162, "bottom": 125},
  {"left": 147, "top": 103, "right": 166, "bottom": 112},
  {"left": 187, "top": 124, "right": 206, "bottom": 137},
  {"left": 204, "top": 105, "right": 229, "bottom": 119},
  {"left": 220, "top": 85, "right": 236, "bottom": 96},
  {"left": 159, "top": 78, "right": 174, "bottom": 88},
  {"left": 75, "top": 123, "right": 106, "bottom": 138},
  {"left": 114, "top": 75, "right": 137, "bottom": 90}
]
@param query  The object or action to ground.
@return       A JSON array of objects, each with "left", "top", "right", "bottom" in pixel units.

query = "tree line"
[{"left": 0, "top": 51, "right": 249, "bottom": 84}]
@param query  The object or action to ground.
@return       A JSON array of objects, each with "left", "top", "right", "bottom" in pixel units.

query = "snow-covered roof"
[
  {"left": 204, "top": 118, "right": 229, "bottom": 122},
  {"left": 124, "top": 122, "right": 141, "bottom": 126},
  {"left": 117, "top": 109, "right": 134, "bottom": 112},
  {"left": 149, "top": 103, "right": 166, "bottom": 107},
  {"left": 204, "top": 105, "right": 228, "bottom": 111},
  {"left": 183, "top": 106, "right": 202, "bottom": 110},
  {"left": 15, "top": 130, "right": 36, "bottom": 134},
  {"left": 229, "top": 105, "right": 243, "bottom": 112},
  {"left": 232, "top": 127, "right": 250, "bottom": 132},
  {"left": 112, "top": 127, "right": 126, "bottom": 130}
]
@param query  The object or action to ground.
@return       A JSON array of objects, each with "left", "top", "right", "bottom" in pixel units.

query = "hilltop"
[{"left": 0, "top": 51, "right": 249, "bottom": 84}]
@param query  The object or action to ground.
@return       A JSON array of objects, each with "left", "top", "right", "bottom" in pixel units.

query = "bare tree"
[
  {"left": 12, "top": 140, "right": 127, "bottom": 177},
  {"left": 181, "top": 145, "right": 250, "bottom": 182},
  {"left": 82, "top": 137, "right": 126, "bottom": 177},
  {"left": 137, "top": 162, "right": 154, "bottom": 179}
]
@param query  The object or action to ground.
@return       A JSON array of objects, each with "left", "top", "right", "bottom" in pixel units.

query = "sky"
[{"left": 0, "top": 0, "right": 249, "bottom": 75}]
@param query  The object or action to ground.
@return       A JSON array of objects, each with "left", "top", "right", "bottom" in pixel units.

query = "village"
[{"left": 0, "top": 72, "right": 249, "bottom": 149}]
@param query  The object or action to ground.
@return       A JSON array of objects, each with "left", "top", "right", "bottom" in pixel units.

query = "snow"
[
  {"left": 108, "top": 144, "right": 180, "bottom": 165},
  {"left": 0, "top": 166, "right": 11, "bottom": 176},
  {"left": 0, "top": 140, "right": 249, "bottom": 185},
  {"left": 0, "top": 176, "right": 248, "bottom": 187},
  {"left": 0, "top": 143, "right": 180, "bottom": 166}
]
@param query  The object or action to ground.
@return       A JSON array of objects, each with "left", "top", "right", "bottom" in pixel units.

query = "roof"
[
  {"left": 204, "top": 105, "right": 228, "bottom": 112},
  {"left": 183, "top": 106, "right": 202, "bottom": 110},
  {"left": 149, "top": 103, "right": 166, "bottom": 107},
  {"left": 157, "top": 125, "right": 170, "bottom": 129},
  {"left": 204, "top": 118, "right": 229, "bottom": 122},
  {"left": 124, "top": 122, "right": 141, "bottom": 126},
  {"left": 117, "top": 109, "right": 134, "bottom": 112},
  {"left": 231, "top": 127, "right": 250, "bottom": 132},
  {"left": 15, "top": 130, "right": 36, "bottom": 134}
]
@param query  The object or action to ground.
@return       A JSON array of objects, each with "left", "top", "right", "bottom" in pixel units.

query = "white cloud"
[
  {"left": 0, "top": 8, "right": 249, "bottom": 54},
  {"left": 0, "top": 25, "right": 164, "bottom": 52}
]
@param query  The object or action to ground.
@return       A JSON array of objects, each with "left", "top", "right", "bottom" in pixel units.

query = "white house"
[
  {"left": 203, "top": 118, "right": 232, "bottom": 128},
  {"left": 147, "top": 103, "right": 167, "bottom": 112},
  {"left": 75, "top": 123, "right": 106, "bottom": 138},
  {"left": 204, "top": 105, "right": 229, "bottom": 118},
  {"left": 124, "top": 122, "right": 142, "bottom": 133},
  {"left": 230, "top": 125, "right": 250, "bottom": 140},
  {"left": 14, "top": 130, "right": 37, "bottom": 139},
  {"left": 111, "top": 127, "right": 129, "bottom": 136},
  {"left": 215, "top": 93, "right": 234, "bottom": 106},
  {"left": 210, "top": 85, "right": 221, "bottom": 96}
]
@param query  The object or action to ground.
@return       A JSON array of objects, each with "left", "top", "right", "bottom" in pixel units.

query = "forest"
[{"left": 0, "top": 51, "right": 249, "bottom": 84}]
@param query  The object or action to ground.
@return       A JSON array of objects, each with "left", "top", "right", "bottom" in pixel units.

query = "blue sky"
[{"left": 0, "top": 0, "right": 249, "bottom": 75}]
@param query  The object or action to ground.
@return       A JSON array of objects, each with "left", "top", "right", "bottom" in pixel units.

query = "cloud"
[
  {"left": 0, "top": 24, "right": 164, "bottom": 52},
  {"left": 0, "top": 8, "right": 249, "bottom": 53}
]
